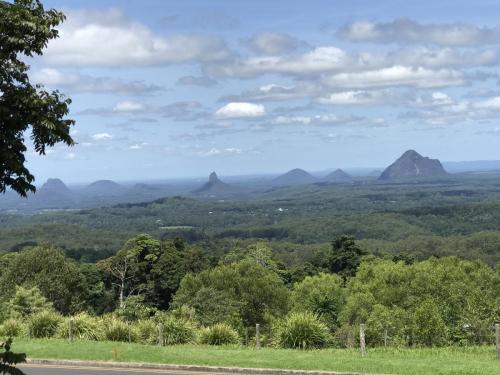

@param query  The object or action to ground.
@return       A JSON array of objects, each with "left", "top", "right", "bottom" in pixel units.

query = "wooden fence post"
[
  {"left": 360, "top": 324, "right": 366, "bottom": 357},
  {"left": 495, "top": 323, "right": 499, "bottom": 360},
  {"left": 158, "top": 323, "right": 164, "bottom": 347},
  {"left": 128, "top": 322, "right": 131, "bottom": 343},
  {"left": 68, "top": 319, "right": 73, "bottom": 342},
  {"left": 384, "top": 329, "right": 388, "bottom": 348},
  {"left": 255, "top": 324, "right": 260, "bottom": 350},
  {"left": 245, "top": 327, "right": 249, "bottom": 347}
]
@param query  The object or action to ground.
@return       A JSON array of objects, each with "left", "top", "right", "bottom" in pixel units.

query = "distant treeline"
[{"left": 2, "top": 178, "right": 500, "bottom": 265}]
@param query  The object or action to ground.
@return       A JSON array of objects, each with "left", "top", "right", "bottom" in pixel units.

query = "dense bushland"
[
  {"left": 0, "top": 235, "right": 498, "bottom": 349},
  {"left": 3, "top": 177, "right": 500, "bottom": 266}
]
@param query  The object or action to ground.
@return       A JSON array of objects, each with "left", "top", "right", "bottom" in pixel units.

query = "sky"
[{"left": 23, "top": 0, "right": 500, "bottom": 183}]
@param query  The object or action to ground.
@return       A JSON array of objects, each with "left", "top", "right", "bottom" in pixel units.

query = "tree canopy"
[{"left": 0, "top": 0, "right": 74, "bottom": 196}]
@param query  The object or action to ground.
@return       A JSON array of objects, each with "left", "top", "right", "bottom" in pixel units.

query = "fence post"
[
  {"left": 158, "top": 323, "right": 164, "bottom": 347},
  {"left": 68, "top": 319, "right": 73, "bottom": 342},
  {"left": 128, "top": 322, "right": 131, "bottom": 343},
  {"left": 495, "top": 323, "right": 499, "bottom": 360},
  {"left": 384, "top": 329, "right": 388, "bottom": 348},
  {"left": 360, "top": 324, "right": 366, "bottom": 357},
  {"left": 255, "top": 324, "right": 260, "bottom": 350},
  {"left": 245, "top": 327, "right": 249, "bottom": 347}
]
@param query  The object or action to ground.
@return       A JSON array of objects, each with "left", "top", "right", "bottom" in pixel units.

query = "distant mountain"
[
  {"left": 192, "top": 172, "right": 240, "bottom": 196},
  {"left": 379, "top": 150, "right": 447, "bottom": 180},
  {"left": 34, "top": 178, "right": 75, "bottom": 206},
  {"left": 273, "top": 168, "right": 317, "bottom": 186},
  {"left": 324, "top": 168, "right": 352, "bottom": 182},
  {"left": 83, "top": 180, "right": 125, "bottom": 197},
  {"left": 38, "top": 178, "right": 71, "bottom": 195}
]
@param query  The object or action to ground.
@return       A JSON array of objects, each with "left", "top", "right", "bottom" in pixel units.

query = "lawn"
[{"left": 13, "top": 339, "right": 499, "bottom": 375}]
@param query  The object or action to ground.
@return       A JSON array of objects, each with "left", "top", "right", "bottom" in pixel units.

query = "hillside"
[
  {"left": 32, "top": 178, "right": 74, "bottom": 207},
  {"left": 324, "top": 169, "right": 352, "bottom": 182},
  {"left": 83, "top": 180, "right": 125, "bottom": 197},
  {"left": 191, "top": 172, "right": 244, "bottom": 197},
  {"left": 379, "top": 150, "right": 447, "bottom": 180},
  {"left": 273, "top": 168, "right": 317, "bottom": 186}
]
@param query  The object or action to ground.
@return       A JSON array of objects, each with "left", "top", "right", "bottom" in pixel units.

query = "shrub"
[
  {"left": 199, "top": 323, "right": 240, "bottom": 346},
  {"left": 5, "top": 286, "right": 53, "bottom": 318},
  {"left": 411, "top": 299, "right": 447, "bottom": 347},
  {"left": 291, "top": 273, "right": 344, "bottom": 330},
  {"left": 100, "top": 315, "right": 134, "bottom": 342},
  {"left": 135, "top": 319, "right": 158, "bottom": 345},
  {"left": 274, "top": 312, "right": 331, "bottom": 349},
  {"left": 156, "top": 314, "right": 197, "bottom": 345},
  {"left": 365, "top": 305, "right": 407, "bottom": 347},
  {"left": 27, "top": 310, "right": 62, "bottom": 338},
  {"left": 0, "top": 319, "right": 26, "bottom": 338},
  {"left": 56, "top": 313, "right": 103, "bottom": 341},
  {"left": 334, "top": 324, "right": 356, "bottom": 348},
  {"left": 117, "top": 295, "right": 154, "bottom": 322}
]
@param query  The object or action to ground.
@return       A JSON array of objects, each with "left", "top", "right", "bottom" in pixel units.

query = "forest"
[
  {"left": 0, "top": 235, "right": 498, "bottom": 349},
  {"left": 1, "top": 175, "right": 500, "bottom": 265},
  {"left": 0, "top": 177, "right": 499, "bottom": 350}
]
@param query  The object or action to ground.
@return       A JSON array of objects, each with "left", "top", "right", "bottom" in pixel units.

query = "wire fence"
[{"left": 63, "top": 319, "right": 500, "bottom": 360}]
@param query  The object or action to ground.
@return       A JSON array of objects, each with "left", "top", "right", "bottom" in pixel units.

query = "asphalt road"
[{"left": 19, "top": 364, "right": 238, "bottom": 375}]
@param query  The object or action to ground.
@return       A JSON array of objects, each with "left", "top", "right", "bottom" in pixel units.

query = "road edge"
[{"left": 25, "top": 358, "right": 384, "bottom": 375}]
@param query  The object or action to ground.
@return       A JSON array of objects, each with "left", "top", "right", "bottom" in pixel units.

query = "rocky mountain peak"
[
  {"left": 379, "top": 150, "right": 447, "bottom": 180},
  {"left": 208, "top": 172, "right": 219, "bottom": 183}
]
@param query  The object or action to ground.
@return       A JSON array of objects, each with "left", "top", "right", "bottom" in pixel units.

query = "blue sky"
[{"left": 24, "top": 0, "right": 500, "bottom": 183}]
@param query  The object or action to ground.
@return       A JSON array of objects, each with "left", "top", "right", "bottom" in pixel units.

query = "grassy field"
[{"left": 12, "top": 339, "right": 499, "bottom": 375}]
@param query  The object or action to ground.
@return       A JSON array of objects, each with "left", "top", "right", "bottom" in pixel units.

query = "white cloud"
[
  {"left": 400, "top": 93, "right": 472, "bottom": 125},
  {"left": 322, "top": 66, "right": 465, "bottom": 89},
  {"left": 220, "top": 83, "right": 318, "bottom": 102},
  {"left": 431, "top": 92, "right": 452, "bottom": 103},
  {"left": 415, "top": 92, "right": 455, "bottom": 107},
  {"left": 337, "top": 19, "right": 500, "bottom": 46},
  {"left": 200, "top": 147, "right": 243, "bottom": 156},
  {"left": 80, "top": 100, "right": 206, "bottom": 121},
  {"left": 474, "top": 96, "right": 500, "bottom": 109},
  {"left": 92, "top": 133, "right": 114, "bottom": 141},
  {"left": 113, "top": 101, "right": 146, "bottom": 113},
  {"left": 243, "top": 32, "right": 303, "bottom": 54},
  {"left": 32, "top": 68, "right": 78, "bottom": 86},
  {"left": 207, "top": 43, "right": 493, "bottom": 83},
  {"left": 388, "top": 47, "right": 498, "bottom": 69},
  {"left": 32, "top": 68, "right": 162, "bottom": 95},
  {"left": 207, "top": 47, "right": 359, "bottom": 78},
  {"left": 273, "top": 116, "right": 312, "bottom": 125},
  {"left": 318, "top": 90, "right": 388, "bottom": 105},
  {"left": 215, "top": 102, "right": 266, "bottom": 119},
  {"left": 129, "top": 142, "right": 149, "bottom": 150},
  {"left": 272, "top": 114, "right": 364, "bottom": 126},
  {"left": 44, "top": 8, "right": 230, "bottom": 66}
]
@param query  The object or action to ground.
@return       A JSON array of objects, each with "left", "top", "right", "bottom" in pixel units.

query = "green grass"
[{"left": 12, "top": 338, "right": 500, "bottom": 375}]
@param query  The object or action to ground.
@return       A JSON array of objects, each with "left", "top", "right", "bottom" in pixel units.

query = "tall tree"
[
  {"left": 328, "top": 235, "right": 365, "bottom": 280},
  {"left": 0, "top": 245, "right": 85, "bottom": 314},
  {"left": 97, "top": 234, "right": 161, "bottom": 308},
  {"left": 0, "top": 0, "right": 74, "bottom": 196}
]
